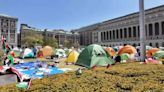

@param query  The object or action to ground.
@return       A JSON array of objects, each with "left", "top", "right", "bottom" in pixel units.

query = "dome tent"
[
  {"left": 76, "top": 44, "right": 115, "bottom": 68},
  {"left": 66, "top": 50, "right": 79, "bottom": 63},
  {"left": 22, "top": 48, "right": 34, "bottom": 59},
  {"left": 42, "top": 46, "right": 53, "bottom": 58},
  {"left": 105, "top": 47, "right": 116, "bottom": 57},
  {"left": 146, "top": 48, "right": 160, "bottom": 58},
  {"left": 118, "top": 45, "right": 137, "bottom": 55}
]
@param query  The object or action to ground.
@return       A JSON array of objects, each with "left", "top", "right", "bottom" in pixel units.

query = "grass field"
[{"left": 0, "top": 62, "right": 163, "bottom": 92}]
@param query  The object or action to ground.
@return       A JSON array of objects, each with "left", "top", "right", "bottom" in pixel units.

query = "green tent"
[
  {"left": 76, "top": 44, "right": 115, "bottom": 68},
  {"left": 153, "top": 51, "right": 164, "bottom": 60},
  {"left": 121, "top": 53, "right": 130, "bottom": 60}
]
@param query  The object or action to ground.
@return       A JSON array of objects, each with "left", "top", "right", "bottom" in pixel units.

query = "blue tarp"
[{"left": 14, "top": 61, "right": 64, "bottom": 79}]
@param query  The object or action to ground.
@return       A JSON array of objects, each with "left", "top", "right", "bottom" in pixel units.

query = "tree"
[
  {"left": 21, "top": 30, "right": 43, "bottom": 47},
  {"left": 64, "top": 39, "right": 74, "bottom": 48},
  {"left": 43, "top": 37, "right": 58, "bottom": 48}
]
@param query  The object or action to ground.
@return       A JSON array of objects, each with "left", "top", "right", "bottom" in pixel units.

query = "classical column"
[
  {"left": 152, "top": 23, "right": 155, "bottom": 36},
  {"left": 0, "top": 18, "right": 1, "bottom": 39},
  {"left": 8, "top": 20, "right": 10, "bottom": 43},
  {"left": 99, "top": 32, "right": 102, "bottom": 42},
  {"left": 15, "top": 21, "right": 18, "bottom": 46},
  {"left": 136, "top": 26, "right": 138, "bottom": 39},
  {"left": 159, "top": 21, "right": 162, "bottom": 36},
  {"left": 131, "top": 27, "right": 133, "bottom": 39}
]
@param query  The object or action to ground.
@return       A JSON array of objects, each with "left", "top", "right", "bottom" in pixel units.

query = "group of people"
[{"left": 1, "top": 36, "right": 15, "bottom": 66}]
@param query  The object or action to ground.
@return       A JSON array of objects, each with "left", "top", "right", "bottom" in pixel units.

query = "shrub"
[{"left": 0, "top": 62, "right": 164, "bottom": 92}]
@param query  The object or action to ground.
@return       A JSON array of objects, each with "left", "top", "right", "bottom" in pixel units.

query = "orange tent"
[
  {"left": 146, "top": 48, "right": 160, "bottom": 58},
  {"left": 105, "top": 47, "right": 116, "bottom": 57},
  {"left": 42, "top": 46, "right": 53, "bottom": 57},
  {"left": 118, "top": 45, "right": 137, "bottom": 55}
]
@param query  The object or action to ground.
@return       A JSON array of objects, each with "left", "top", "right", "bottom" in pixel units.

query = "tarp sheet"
[{"left": 14, "top": 61, "right": 64, "bottom": 79}]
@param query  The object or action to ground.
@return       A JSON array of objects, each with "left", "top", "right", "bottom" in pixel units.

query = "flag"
[{"left": 9, "top": 54, "right": 14, "bottom": 65}]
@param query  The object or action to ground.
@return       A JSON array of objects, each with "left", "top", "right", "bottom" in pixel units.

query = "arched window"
[
  {"left": 133, "top": 26, "right": 136, "bottom": 37},
  {"left": 149, "top": 43, "right": 152, "bottom": 46},
  {"left": 120, "top": 29, "right": 123, "bottom": 38},
  {"left": 128, "top": 27, "right": 132, "bottom": 38},
  {"left": 124, "top": 28, "right": 127, "bottom": 38},
  {"left": 149, "top": 24, "right": 153, "bottom": 36},
  {"left": 155, "top": 43, "right": 159, "bottom": 48},
  {"left": 155, "top": 22, "right": 159, "bottom": 35},
  {"left": 116, "top": 29, "right": 119, "bottom": 39},
  {"left": 162, "top": 42, "right": 164, "bottom": 47},
  {"left": 113, "top": 30, "right": 115, "bottom": 39},
  {"left": 162, "top": 21, "right": 164, "bottom": 35}
]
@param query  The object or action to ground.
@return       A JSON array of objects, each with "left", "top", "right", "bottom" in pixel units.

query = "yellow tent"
[
  {"left": 66, "top": 50, "right": 79, "bottom": 63},
  {"left": 42, "top": 46, "right": 53, "bottom": 57}
]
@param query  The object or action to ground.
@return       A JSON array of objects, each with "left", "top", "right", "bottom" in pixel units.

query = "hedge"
[{"left": 0, "top": 62, "right": 164, "bottom": 92}]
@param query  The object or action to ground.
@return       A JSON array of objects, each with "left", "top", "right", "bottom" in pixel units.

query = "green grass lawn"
[{"left": 0, "top": 62, "right": 163, "bottom": 92}]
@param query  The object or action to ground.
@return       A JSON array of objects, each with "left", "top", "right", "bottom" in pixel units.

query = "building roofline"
[
  {"left": 102, "top": 5, "right": 164, "bottom": 23},
  {"left": 0, "top": 14, "right": 18, "bottom": 20},
  {"left": 75, "top": 5, "right": 164, "bottom": 31}
]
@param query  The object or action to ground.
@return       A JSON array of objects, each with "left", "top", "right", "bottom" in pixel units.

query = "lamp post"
[{"left": 139, "top": 0, "right": 146, "bottom": 62}]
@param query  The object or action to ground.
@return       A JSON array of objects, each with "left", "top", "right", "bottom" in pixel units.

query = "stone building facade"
[
  {"left": 19, "top": 24, "right": 80, "bottom": 47},
  {"left": 53, "top": 30, "right": 80, "bottom": 46},
  {"left": 76, "top": 5, "right": 164, "bottom": 48},
  {"left": 0, "top": 14, "right": 18, "bottom": 47}
]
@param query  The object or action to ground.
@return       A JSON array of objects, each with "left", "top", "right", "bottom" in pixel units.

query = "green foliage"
[
  {"left": 22, "top": 30, "right": 43, "bottom": 47},
  {"left": 64, "top": 40, "right": 79, "bottom": 48},
  {"left": 43, "top": 37, "right": 58, "bottom": 48},
  {"left": 64, "top": 40, "right": 73, "bottom": 48},
  {"left": 0, "top": 62, "right": 164, "bottom": 91}
]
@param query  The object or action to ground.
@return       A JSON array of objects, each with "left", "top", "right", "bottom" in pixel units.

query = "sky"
[{"left": 0, "top": 0, "right": 164, "bottom": 31}]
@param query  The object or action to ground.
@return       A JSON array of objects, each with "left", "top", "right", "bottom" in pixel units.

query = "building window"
[
  {"left": 113, "top": 30, "right": 115, "bottom": 39},
  {"left": 155, "top": 22, "right": 159, "bottom": 35},
  {"left": 128, "top": 27, "right": 131, "bottom": 38},
  {"left": 109, "top": 31, "right": 112, "bottom": 40},
  {"left": 145, "top": 25, "right": 147, "bottom": 36},
  {"left": 120, "top": 29, "right": 123, "bottom": 38},
  {"left": 149, "top": 24, "right": 153, "bottom": 36},
  {"left": 156, "top": 43, "right": 159, "bottom": 48},
  {"left": 116, "top": 29, "right": 119, "bottom": 39},
  {"left": 138, "top": 26, "right": 140, "bottom": 37},
  {"left": 124, "top": 28, "right": 127, "bottom": 38},
  {"left": 107, "top": 31, "right": 109, "bottom": 40},
  {"left": 101, "top": 32, "right": 103, "bottom": 41},
  {"left": 133, "top": 26, "right": 136, "bottom": 37},
  {"left": 162, "top": 42, "right": 164, "bottom": 47},
  {"left": 161, "top": 21, "right": 164, "bottom": 35},
  {"left": 103, "top": 32, "right": 105, "bottom": 41},
  {"left": 149, "top": 43, "right": 152, "bottom": 46}
]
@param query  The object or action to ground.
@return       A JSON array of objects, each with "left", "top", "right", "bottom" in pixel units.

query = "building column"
[
  {"left": 136, "top": 26, "right": 139, "bottom": 39},
  {"left": 8, "top": 20, "right": 10, "bottom": 43},
  {"left": 131, "top": 27, "right": 134, "bottom": 38},
  {"left": 126, "top": 27, "right": 129, "bottom": 39},
  {"left": 152, "top": 23, "right": 155, "bottom": 36},
  {"left": 0, "top": 18, "right": 1, "bottom": 39},
  {"left": 118, "top": 29, "right": 120, "bottom": 40},
  {"left": 159, "top": 21, "right": 162, "bottom": 36},
  {"left": 15, "top": 21, "right": 18, "bottom": 46},
  {"left": 115, "top": 30, "right": 117, "bottom": 41},
  {"left": 111, "top": 30, "right": 113, "bottom": 41}
]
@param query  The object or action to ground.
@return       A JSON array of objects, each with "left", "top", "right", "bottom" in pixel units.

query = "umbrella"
[
  {"left": 118, "top": 45, "right": 137, "bottom": 55},
  {"left": 146, "top": 48, "right": 160, "bottom": 58}
]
